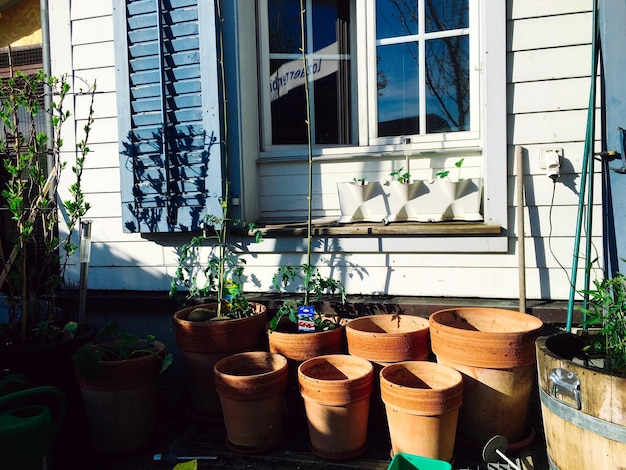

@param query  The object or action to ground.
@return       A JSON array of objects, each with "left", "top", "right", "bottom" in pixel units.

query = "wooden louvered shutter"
[{"left": 113, "top": 0, "right": 223, "bottom": 233}]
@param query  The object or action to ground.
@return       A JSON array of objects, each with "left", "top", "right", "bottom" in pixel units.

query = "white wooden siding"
[{"left": 50, "top": 0, "right": 603, "bottom": 300}]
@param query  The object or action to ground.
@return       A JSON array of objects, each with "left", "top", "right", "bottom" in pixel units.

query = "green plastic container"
[{"left": 387, "top": 453, "right": 452, "bottom": 470}]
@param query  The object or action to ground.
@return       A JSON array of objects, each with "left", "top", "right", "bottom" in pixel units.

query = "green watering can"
[{"left": 0, "top": 386, "right": 66, "bottom": 470}]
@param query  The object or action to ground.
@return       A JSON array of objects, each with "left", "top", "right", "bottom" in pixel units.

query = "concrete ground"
[{"left": 46, "top": 379, "right": 549, "bottom": 470}]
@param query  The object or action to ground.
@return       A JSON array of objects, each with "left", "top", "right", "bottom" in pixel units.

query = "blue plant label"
[{"left": 297, "top": 306, "right": 315, "bottom": 332}]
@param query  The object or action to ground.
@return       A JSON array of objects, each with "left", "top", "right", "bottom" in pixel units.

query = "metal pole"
[{"left": 78, "top": 220, "right": 92, "bottom": 327}]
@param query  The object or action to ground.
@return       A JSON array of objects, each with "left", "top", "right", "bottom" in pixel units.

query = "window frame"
[
  {"left": 232, "top": 0, "right": 509, "bottom": 253},
  {"left": 365, "top": 0, "right": 480, "bottom": 146}
]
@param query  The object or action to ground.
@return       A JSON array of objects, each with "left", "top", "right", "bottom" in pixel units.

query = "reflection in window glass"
[
  {"left": 425, "top": 36, "right": 469, "bottom": 132},
  {"left": 376, "top": 0, "right": 418, "bottom": 40},
  {"left": 425, "top": 0, "right": 468, "bottom": 33},
  {"left": 376, "top": 43, "right": 419, "bottom": 137},
  {"left": 268, "top": 0, "right": 302, "bottom": 54},
  {"left": 267, "top": 0, "right": 351, "bottom": 145},
  {"left": 375, "top": 0, "right": 470, "bottom": 138}
]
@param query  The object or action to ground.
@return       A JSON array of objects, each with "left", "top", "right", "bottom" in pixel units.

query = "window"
[
  {"left": 259, "top": 0, "right": 478, "bottom": 149},
  {"left": 266, "top": 0, "right": 352, "bottom": 145},
  {"left": 375, "top": 0, "right": 471, "bottom": 137}
]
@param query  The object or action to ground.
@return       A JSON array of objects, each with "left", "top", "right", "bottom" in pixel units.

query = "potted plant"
[
  {"left": 171, "top": 200, "right": 267, "bottom": 420},
  {"left": 384, "top": 166, "right": 426, "bottom": 223},
  {"left": 336, "top": 177, "right": 388, "bottom": 224},
  {"left": 0, "top": 67, "right": 98, "bottom": 402},
  {"left": 169, "top": 6, "right": 269, "bottom": 420},
  {"left": 268, "top": 263, "right": 347, "bottom": 362},
  {"left": 73, "top": 321, "right": 172, "bottom": 456},
  {"left": 536, "top": 273, "right": 626, "bottom": 469},
  {"left": 415, "top": 157, "right": 483, "bottom": 222}
]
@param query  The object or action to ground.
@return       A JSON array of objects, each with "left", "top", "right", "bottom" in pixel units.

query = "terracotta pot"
[
  {"left": 173, "top": 302, "right": 267, "bottom": 420},
  {"left": 346, "top": 314, "right": 430, "bottom": 434},
  {"left": 345, "top": 314, "right": 430, "bottom": 363},
  {"left": 380, "top": 361, "right": 463, "bottom": 462},
  {"left": 75, "top": 340, "right": 166, "bottom": 456},
  {"left": 298, "top": 354, "right": 373, "bottom": 460},
  {"left": 267, "top": 317, "right": 346, "bottom": 436},
  {"left": 214, "top": 351, "right": 288, "bottom": 453},
  {"left": 267, "top": 319, "right": 346, "bottom": 362},
  {"left": 429, "top": 307, "right": 543, "bottom": 447}
]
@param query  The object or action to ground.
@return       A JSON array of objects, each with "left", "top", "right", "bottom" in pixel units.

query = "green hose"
[{"left": 566, "top": 0, "right": 601, "bottom": 331}]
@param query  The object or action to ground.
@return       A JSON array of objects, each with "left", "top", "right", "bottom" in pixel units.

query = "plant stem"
[
  {"left": 300, "top": 0, "right": 313, "bottom": 305},
  {"left": 216, "top": 0, "right": 227, "bottom": 317}
]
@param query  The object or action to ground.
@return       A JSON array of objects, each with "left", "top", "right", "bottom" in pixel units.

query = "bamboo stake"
[{"left": 516, "top": 146, "right": 526, "bottom": 313}]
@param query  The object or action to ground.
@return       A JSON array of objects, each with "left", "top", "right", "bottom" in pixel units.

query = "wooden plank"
[
  {"left": 511, "top": 109, "right": 592, "bottom": 145},
  {"left": 510, "top": 0, "right": 590, "bottom": 19},
  {"left": 72, "top": 42, "right": 115, "bottom": 69},
  {"left": 71, "top": 16, "right": 114, "bottom": 45},
  {"left": 510, "top": 13, "right": 592, "bottom": 51},
  {"left": 510, "top": 45, "right": 591, "bottom": 82},
  {"left": 509, "top": 77, "right": 591, "bottom": 114},
  {"left": 253, "top": 220, "right": 500, "bottom": 237}
]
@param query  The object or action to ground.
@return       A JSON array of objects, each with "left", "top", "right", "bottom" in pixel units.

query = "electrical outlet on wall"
[{"left": 539, "top": 147, "right": 563, "bottom": 170}]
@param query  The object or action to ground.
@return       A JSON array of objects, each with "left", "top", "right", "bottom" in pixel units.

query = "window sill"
[{"left": 253, "top": 217, "right": 502, "bottom": 237}]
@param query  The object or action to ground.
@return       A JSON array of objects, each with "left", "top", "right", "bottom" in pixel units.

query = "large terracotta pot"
[
  {"left": 380, "top": 361, "right": 463, "bottom": 462},
  {"left": 267, "top": 317, "right": 346, "bottom": 435},
  {"left": 536, "top": 333, "right": 626, "bottom": 469},
  {"left": 345, "top": 314, "right": 430, "bottom": 364},
  {"left": 346, "top": 314, "right": 430, "bottom": 433},
  {"left": 298, "top": 354, "right": 373, "bottom": 460},
  {"left": 75, "top": 340, "right": 166, "bottom": 456},
  {"left": 429, "top": 307, "right": 543, "bottom": 447},
  {"left": 214, "top": 351, "right": 288, "bottom": 453},
  {"left": 173, "top": 302, "right": 267, "bottom": 420}
]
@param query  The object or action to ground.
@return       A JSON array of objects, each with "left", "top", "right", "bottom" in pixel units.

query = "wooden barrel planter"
[
  {"left": 536, "top": 333, "right": 626, "bottom": 469},
  {"left": 429, "top": 307, "right": 543, "bottom": 448}
]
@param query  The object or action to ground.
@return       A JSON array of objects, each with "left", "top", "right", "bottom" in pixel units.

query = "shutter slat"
[{"left": 116, "top": 0, "right": 223, "bottom": 233}]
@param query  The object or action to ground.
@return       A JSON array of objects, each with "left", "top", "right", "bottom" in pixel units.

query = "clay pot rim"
[
  {"left": 174, "top": 302, "right": 267, "bottom": 327},
  {"left": 429, "top": 307, "right": 543, "bottom": 337},
  {"left": 265, "top": 314, "right": 348, "bottom": 335},
  {"left": 346, "top": 314, "right": 429, "bottom": 336},
  {"left": 298, "top": 354, "right": 374, "bottom": 382},
  {"left": 214, "top": 351, "right": 288, "bottom": 378},
  {"left": 380, "top": 360, "right": 463, "bottom": 392}
]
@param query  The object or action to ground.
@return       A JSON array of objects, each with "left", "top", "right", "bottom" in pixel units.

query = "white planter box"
[
  {"left": 336, "top": 181, "right": 388, "bottom": 223},
  {"left": 337, "top": 178, "right": 483, "bottom": 223}
]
